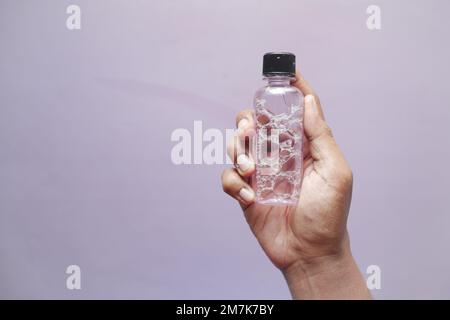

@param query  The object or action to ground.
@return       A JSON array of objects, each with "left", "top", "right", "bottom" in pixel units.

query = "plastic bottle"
[{"left": 252, "top": 52, "right": 304, "bottom": 205}]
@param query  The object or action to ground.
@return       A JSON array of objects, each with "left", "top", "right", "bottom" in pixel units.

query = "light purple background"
[{"left": 1, "top": 0, "right": 450, "bottom": 299}]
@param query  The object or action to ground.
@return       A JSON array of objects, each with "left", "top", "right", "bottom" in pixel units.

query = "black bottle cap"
[{"left": 263, "top": 52, "right": 296, "bottom": 77}]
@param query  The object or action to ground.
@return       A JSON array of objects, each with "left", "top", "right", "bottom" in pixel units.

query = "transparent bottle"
[{"left": 252, "top": 52, "right": 304, "bottom": 205}]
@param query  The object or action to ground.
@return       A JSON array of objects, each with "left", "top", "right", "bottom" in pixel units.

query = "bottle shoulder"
[{"left": 254, "top": 84, "right": 302, "bottom": 99}]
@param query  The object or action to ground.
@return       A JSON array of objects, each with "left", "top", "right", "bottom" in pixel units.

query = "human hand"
[{"left": 221, "top": 71, "right": 371, "bottom": 299}]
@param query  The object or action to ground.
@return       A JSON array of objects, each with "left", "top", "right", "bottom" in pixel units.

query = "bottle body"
[{"left": 252, "top": 76, "right": 304, "bottom": 205}]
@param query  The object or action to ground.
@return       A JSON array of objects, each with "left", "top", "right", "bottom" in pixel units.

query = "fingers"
[
  {"left": 236, "top": 152, "right": 255, "bottom": 177},
  {"left": 226, "top": 134, "right": 255, "bottom": 177},
  {"left": 223, "top": 109, "right": 257, "bottom": 208},
  {"left": 221, "top": 168, "right": 255, "bottom": 207},
  {"left": 235, "top": 109, "right": 254, "bottom": 130},
  {"left": 226, "top": 109, "right": 256, "bottom": 177}
]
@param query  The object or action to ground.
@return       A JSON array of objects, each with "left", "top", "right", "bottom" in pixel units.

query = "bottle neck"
[{"left": 264, "top": 75, "right": 293, "bottom": 86}]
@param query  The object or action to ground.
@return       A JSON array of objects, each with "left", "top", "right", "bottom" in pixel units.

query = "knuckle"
[
  {"left": 221, "top": 168, "right": 236, "bottom": 194},
  {"left": 339, "top": 166, "right": 353, "bottom": 186},
  {"left": 235, "top": 109, "right": 253, "bottom": 125},
  {"left": 227, "top": 134, "right": 244, "bottom": 162},
  {"left": 323, "top": 124, "right": 333, "bottom": 138},
  {"left": 226, "top": 136, "right": 236, "bottom": 159},
  {"left": 317, "top": 122, "right": 333, "bottom": 139}
]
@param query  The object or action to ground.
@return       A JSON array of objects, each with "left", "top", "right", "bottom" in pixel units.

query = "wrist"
[{"left": 282, "top": 241, "right": 371, "bottom": 299}]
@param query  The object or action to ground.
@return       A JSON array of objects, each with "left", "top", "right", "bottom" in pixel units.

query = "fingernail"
[
  {"left": 238, "top": 118, "right": 249, "bottom": 129},
  {"left": 237, "top": 154, "right": 252, "bottom": 172},
  {"left": 239, "top": 188, "right": 255, "bottom": 202}
]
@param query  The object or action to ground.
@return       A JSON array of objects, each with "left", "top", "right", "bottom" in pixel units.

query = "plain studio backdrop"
[{"left": 1, "top": 0, "right": 449, "bottom": 299}]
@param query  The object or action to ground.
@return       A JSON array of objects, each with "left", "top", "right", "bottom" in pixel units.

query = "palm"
[{"left": 243, "top": 155, "right": 351, "bottom": 270}]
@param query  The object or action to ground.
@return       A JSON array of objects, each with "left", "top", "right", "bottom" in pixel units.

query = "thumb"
[
  {"left": 293, "top": 71, "right": 341, "bottom": 163},
  {"left": 294, "top": 71, "right": 352, "bottom": 187},
  {"left": 303, "top": 95, "right": 347, "bottom": 176}
]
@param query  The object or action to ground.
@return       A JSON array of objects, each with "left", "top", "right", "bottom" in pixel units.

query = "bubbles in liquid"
[{"left": 254, "top": 99, "right": 303, "bottom": 205}]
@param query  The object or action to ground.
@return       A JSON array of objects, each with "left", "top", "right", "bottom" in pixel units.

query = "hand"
[{"left": 221, "top": 71, "right": 371, "bottom": 299}]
